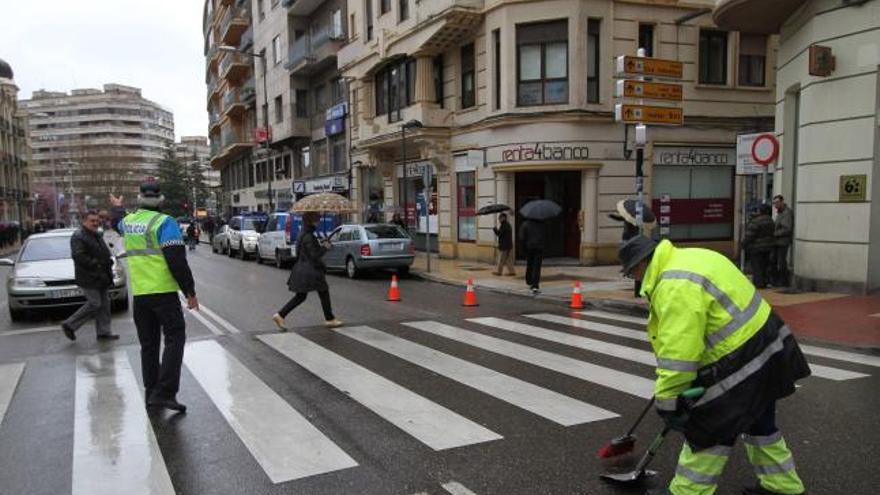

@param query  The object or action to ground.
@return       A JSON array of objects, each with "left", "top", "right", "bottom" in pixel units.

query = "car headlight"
[{"left": 12, "top": 277, "right": 46, "bottom": 289}]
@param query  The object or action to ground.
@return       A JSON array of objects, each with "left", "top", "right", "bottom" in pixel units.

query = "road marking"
[
  {"left": 403, "top": 321, "right": 655, "bottom": 398},
  {"left": 198, "top": 304, "right": 241, "bottom": 334},
  {"left": 578, "top": 310, "right": 648, "bottom": 325},
  {"left": 72, "top": 352, "right": 174, "bottom": 495},
  {"left": 259, "top": 332, "right": 502, "bottom": 450},
  {"left": 339, "top": 326, "right": 617, "bottom": 426},
  {"left": 184, "top": 340, "right": 357, "bottom": 483},
  {"left": 0, "top": 363, "right": 25, "bottom": 427},
  {"left": 442, "top": 481, "right": 479, "bottom": 495},
  {"left": 531, "top": 315, "right": 868, "bottom": 381},
  {"left": 1, "top": 318, "right": 135, "bottom": 338}
]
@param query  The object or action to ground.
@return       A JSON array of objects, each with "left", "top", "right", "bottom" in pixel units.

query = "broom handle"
[{"left": 625, "top": 396, "right": 655, "bottom": 437}]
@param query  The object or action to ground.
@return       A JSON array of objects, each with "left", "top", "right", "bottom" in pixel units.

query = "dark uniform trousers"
[{"left": 133, "top": 292, "right": 186, "bottom": 401}]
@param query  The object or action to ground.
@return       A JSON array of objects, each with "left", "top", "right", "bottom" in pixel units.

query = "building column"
[
  {"left": 414, "top": 56, "right": 435, "bottom": 104},
  {"left": 582, "top": 168, "right": 599, "bottom": 264}
]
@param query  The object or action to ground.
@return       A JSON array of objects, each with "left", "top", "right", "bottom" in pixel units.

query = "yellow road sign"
[
  {"left": 616, "top": 56, "right": 684, "bottom": 79},
  {"left": 616, "top": 104, "right": 684, "bottom": 125},
  {"left": 618, "top": 80, "right": 683, "bottom": 101}
]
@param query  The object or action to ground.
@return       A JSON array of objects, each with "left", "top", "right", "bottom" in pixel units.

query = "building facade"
[
  {"left": 175, "top": 135, "right": 221, "bottom": 215},
  {"left": 20, "top": 84, "right": 174, "bottom": 222},
  {"left": 714, "top": 0, "right": 880, "bottom": 293},
  {"left": 339, "top": 0, "right": 778, "bottom": 264},
  {"left": 0, "top": 59, "right": 31, "bottom": 225}
]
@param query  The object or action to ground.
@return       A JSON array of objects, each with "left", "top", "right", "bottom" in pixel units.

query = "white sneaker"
[
  {"left": 271, "top": 313, "right": 288, "bottom": 332},
  {"left": 324, "top": 319, "right": 344, "bottom": 328}
]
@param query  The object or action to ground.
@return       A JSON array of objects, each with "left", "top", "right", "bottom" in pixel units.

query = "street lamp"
[
  {"left": 400, "top": 119, "right": 423, "bottom": 229},
  {"left": 218, "top": 44, "right": 273, "bottom": 212}
]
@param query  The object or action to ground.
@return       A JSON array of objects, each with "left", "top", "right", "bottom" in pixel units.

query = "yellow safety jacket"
[{"left": 122, "top": 209, "right": 180, "bottom": 296}]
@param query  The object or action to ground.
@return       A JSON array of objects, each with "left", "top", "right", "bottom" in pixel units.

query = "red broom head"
[{"left": 597, "top": 437, "right": 636, "bottom": 459}]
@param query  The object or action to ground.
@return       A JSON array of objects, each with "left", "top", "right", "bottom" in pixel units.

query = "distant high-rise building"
[
  {"left": 0, "top": 58, "right": 31, "bottom": 225},
  {"left": 175, "top": 135, "right": 216, "bottom": 187},
  {"left": 20, "top": 83, "right": 174, "bottom": 219}
]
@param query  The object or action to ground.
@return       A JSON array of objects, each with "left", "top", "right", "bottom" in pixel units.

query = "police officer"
[
  {"left": 619, "top": 235, "right": 810, "bottom": 495},
  {"left": 111, "top": 182, "right": 197, "bottom": 413}
]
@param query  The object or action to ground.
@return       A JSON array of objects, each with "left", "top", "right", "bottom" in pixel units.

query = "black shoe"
[
  {"left": 96, "top": 334, "right": 120, "bottom": 341},
  {"left": 61, "top": 324, "right": 76, "bottom": 341},
  {"left": 147, "top": 398, "right": 187, "bottom": 413},
  {"left": 743, "top": 485, "right": 805, "bottom": 495}
]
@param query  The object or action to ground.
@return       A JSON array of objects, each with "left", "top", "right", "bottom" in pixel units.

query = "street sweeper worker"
[{"left": 618, "top": 235, "right": 811, "bottom": 495}]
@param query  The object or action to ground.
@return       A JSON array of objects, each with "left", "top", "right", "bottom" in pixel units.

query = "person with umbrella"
[
  {"left": 493, "top": 212, "right": 515, "bottom": 277},
  {"left": 519, "top": 199, "right": 561, "bottom": 295}
]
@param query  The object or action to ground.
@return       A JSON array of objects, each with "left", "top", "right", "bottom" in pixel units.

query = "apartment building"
[
  {"left": 175, "top": 135, "right": 221, "bottom": 214},
  {"left": 20, "top": 84, "right": 173, "bottom": 222},
  {"left": 0, "top": 59, "right": 31, "bottom": 224},
  {"left": 714, "top": 0, "right": 880, "bottom": 293},
  {"left": 339, "top": 0, "right": 778, "bottom": 265}
]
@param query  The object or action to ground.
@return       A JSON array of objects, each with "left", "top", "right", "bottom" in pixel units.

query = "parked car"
[
  {"left": 1, "top": 230, "right": 129, "bottom": 322},
  {"left": 211, "top": 224, "right": 230, "bottom": 255},
  {"left": 257, "top": 212, "right": 295, "bottom": 268},
  {"left": 324, "top": 224, "right": 415, "bottom": 279},
  {"left": 226, "top": 213, "right": 266, "bottom": 260}
]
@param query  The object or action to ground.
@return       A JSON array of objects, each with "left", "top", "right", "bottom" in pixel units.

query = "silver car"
[
  {"left": 212, "top": 224, "right": 230, "bottom": 255},
  {"left": 1, "top": 230, "right": 129, "bottom": 322},
  {"left": 324, "top": 224, "right": 414, "bottom": 279}
]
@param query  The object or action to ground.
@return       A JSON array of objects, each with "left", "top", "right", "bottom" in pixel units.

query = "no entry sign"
[{"left": 751, "top": 134, "right": 779, "bottom": 166}]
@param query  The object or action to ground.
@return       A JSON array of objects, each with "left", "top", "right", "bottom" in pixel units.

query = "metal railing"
[
  {"left": 223, "top": 89, "right": 239, "bottom": 110},
  {"left": 220, "top": 6, "right": 247, "bottom": 33},
  {"left": 241, "top": 77, "right": 256, "bottom": 103},
  {"left": 287, "top": 22, "right": 345, "bottom": 70},
  {"left": 288, "top": 37, "right": 313, "bottom": 68},
  {"left": 239, "top": 26, "right": 254, "bottom": 50},
  {"left": 219, "top": 51, "right": 246, "bottom": 75}
]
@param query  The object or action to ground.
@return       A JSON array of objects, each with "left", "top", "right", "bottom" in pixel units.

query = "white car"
[
  {"left": 1, "top": 230, "right": 129, "bottom": 322},
  {"left": 212, "top": 224, "right": 230, "bottom": 255},
  {"left": 226, "top": 214, "right": 266, "bottom": 260},
  {"left": 257, "top": 212, "right": 296, "bottom": 268}
]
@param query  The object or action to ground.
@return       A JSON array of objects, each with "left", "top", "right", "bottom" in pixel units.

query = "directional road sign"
[
  {"left": 615, "top": 56, "right": 684, "bottom": 79},
  {"left": 615, "top": 80, "right": 683, "bottom": 101},
  {"left": 615, "top": 104, "right": 684, "bottom": 125}
]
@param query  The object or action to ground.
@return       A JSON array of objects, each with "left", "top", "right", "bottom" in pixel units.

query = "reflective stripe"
[
  {"left": 743, "top": 431, "right": 784, "bottom": 446},
  {"left": 702, "top": 445, "right": 733, "bottom": 457},
  {"left": 695, "top": 326, "right": 791, "bottom": 407},
  {"left": 675, "top": 465, "right": 720, "bottom": 485},
  {"left": 661, "top": 270, "right": 739, "bottom": 315},
  {"left": 657, "top": 357, "right": 701, "bottom": 372},
  {"left": 706, "top": 291, "right": 763, "bottom": 348},
  {"left": 656, "top": 398, "right": 677, "bottom": 411},
  {"left": 754, "top": 457, "right": 797, "bottom": 476},
  {"left": 143, "top": 212, "right": 164, "bottom": 250},
  {"left": 126, "top": 248, "right": 163, "bottom": 257}
]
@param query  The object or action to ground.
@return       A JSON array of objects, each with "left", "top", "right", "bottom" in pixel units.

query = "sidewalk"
[{"left": 411, "top": 253, "right": 880, "bottom": 349}]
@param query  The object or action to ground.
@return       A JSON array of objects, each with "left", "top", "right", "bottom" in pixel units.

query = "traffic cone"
[
  {"left": 387, "top": 274, "right": 402, "bottom": 302},
  {"left": 463, "top": 278, "right": 479, "bottom": 307},
  {"left": 570, "top": 281, "right": 585, "bottom": 310}
]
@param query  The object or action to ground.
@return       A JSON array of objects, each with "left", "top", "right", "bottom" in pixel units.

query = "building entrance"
[{"left": 515, "top": 171, "right": 581, "bottom": 259}]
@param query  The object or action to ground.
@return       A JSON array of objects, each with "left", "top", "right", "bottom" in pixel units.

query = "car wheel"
[
  {"left": 227, "top": 242, "right": 234, "bottom": 257},
  {"left": 346, "top": 257, "right": 359, "bottom": 279},
  {"left": 9, "top": 307, "right": 25, "bottom": 322},
  {"left": 238, "top": 243, "right": 246, "bottom": 260},
  {"left": 255, "top": 251, "right": 263, "bottom": 264},
  {"left": 275, "top": 250, "right": 283, "bottom": 269}
]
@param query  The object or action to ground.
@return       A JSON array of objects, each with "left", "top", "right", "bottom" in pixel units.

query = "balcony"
[
  {"left": 714, "top": 0, "right": 805, "bottom": 34},
  {"left": 222, "top": 88, "right": 247, "bottom": 120},
  {"left": 209, "top": 109, "right": 222, "bottom": 133},
  {"left": 220, "top": 6, "right": 249, "bottom": 45},
  {"left": 285, "top": 24, "right": 345, "bottom": 75},
  {"left": 220, "top": 51, "right": 251, "bottom": 83},
  {"left": 282, "top": 0, "right": 323, "bottom": 16},
  {"left": 239, "top": 26, "right": 254, "bottom": 52},
  {"left": 211, "top": 122, "right": 255, "bottom": 169},
  {"left": 241, "top": 77, "right": 257, "bottom": 105}
]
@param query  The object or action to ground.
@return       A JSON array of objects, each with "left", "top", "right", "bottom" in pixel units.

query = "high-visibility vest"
[
  {"left": 123, "top": 209, "right": 180, "bottom": 296},
  {"left": 640, "top": 239, "right": 773, "bottom": 412}
]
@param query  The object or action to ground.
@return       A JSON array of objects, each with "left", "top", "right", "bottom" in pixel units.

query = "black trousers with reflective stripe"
[{"left": 133, "top": 292, "right": 186, "bottom": 400}]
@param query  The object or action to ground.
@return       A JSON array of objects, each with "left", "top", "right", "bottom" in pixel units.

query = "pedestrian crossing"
[{"left": 0, "top": 308, "right": 874, "bottom": 493}]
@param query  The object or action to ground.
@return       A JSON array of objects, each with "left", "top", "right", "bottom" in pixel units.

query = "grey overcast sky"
[{"left": 1, "top": 0, "right": 208, "bottom": 140}]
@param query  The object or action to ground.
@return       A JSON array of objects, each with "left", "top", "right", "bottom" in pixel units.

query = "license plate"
[
  {"left": 51, "top": 288, "right": 82, "bottom": 299},
  {"left": 381, "top": 243, "right": 403, "bottom": 251}
]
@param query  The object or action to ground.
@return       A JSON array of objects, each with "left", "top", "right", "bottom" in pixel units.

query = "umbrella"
[
  {"left": 290, "top": 192, "right": 356, "bottom": 213},
  {"left": 519, "top": 199, "right": 561, "bottom": 220},
  {"left": 477, "top": 203, "right": 512, "bottom": 216},
  {"left": 608, "top": 199, "right": 656, "bottom": 227}
]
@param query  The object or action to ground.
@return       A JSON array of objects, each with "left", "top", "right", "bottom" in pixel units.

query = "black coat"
[
  {"left": 71, "top": 228, "right": 113, "bottom": 289},
  {"left": 287, "top": 226, "right": 329, "bottom": 293},
  {"left": 493, "top": 221, "right": 513, "bottom": 251},
  {"left": 742, "top": 214, "right": 775, "bottom": 253},
  {"left": 519, "top": 219, "right": 546, "bottom": 251}
]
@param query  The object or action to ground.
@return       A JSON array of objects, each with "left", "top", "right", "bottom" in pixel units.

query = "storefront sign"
[
  {"left": 325, "top": 117, "right": 345, "bottom": 136},
  {"left": 839, "top": 175, "right": 867, "bottom": 202},
  {"left": 654, "top": 146, "right": 735, "bottom": 167},
  {"left": 325, "top": 102, "right": 348, "bottom": 121},
  {"left": 485, "top": 142, "right": 591, "bottom": 165},
  {"left": 616, "top": 104, "right": 683, "bottom": 125},
  {"left": 616, "top": 56, "right": 684, "bottom": 79},
  {"left": 399, "top": 160, "right": 436, "bottom": 179},
  {"left": 299, "top": 175, "right": 348, "bottom": 194},
  {"left": 651, "top": 198, "right": 734, "bottom": 224},
  {"left": 254, "top": 127, "right": 271, "bottom": 143}
]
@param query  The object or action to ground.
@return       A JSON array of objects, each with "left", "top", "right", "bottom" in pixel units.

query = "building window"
[
  {"left": 457, "top": 171, "right": 476, "bottom": 242},
  {"left": 587, "top": 18, "right": 600, "bottom": 103},
  {"left": 433, "top": 55, "right": 444, "bottom": 108},
  {"left": 699, "top": 29, "right": 728, "bottom": 85},
  {"left": 366, "top": 0, "right": 374, "bottom": 41},
  {"left": 493, "top": 29, "right": 501, "bottom": 110},
  {"left": 380, "top": 0, "right": 390, "bottom": 15},
  {"left": 274, "top": 96, "right": 283, "bottom": 124},
  {"left": 313, "top": 140, "right": 328, "bottom": 176},
  {"left": 297, "top": 146, "right": 311, "bottom": 177},
  {"left": 331, "top": 78, "right": 346, "bottom": 104},
  {"left": 330, "top": 134, "right": 347, "bottom": 173},
  {"left": 295, "top": 89, "right": 308, "bottom": 118},
  {"left": 638, "top": 23, "right": 654, "bottom": 57},
  {"left": 375, "top": 58, "right": 416, "bottom": 121},
  {"left": 331, "top": 9, "right": 344, "bottom": 39},
  {"left": 272, "top": 35, "right": 282, "bottom": 65},
  {"left": 461, "top": 43, "right": 476, "bottom": 109},
  {"left": 738, "top": 34, "right": 767, "bottom": 87},
  {"left": 517, "top": 19, "right": 569, "bottom": 106},
  {"left": 282, "top": 154, "right": 292, "bottom": 179},
  {"left": 399, "top": 0, "right": 409, "bottom": 21}
]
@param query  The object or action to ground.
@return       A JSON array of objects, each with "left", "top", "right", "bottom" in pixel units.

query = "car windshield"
[
  {"left": 19, "top": 236, "right": 72, "bottom": 262},
  {"left": 242, "top": 219, "right": 264, "bottom": 232},
  {"left": 365, "top": 225, "right": 409, "bottom": 239}
]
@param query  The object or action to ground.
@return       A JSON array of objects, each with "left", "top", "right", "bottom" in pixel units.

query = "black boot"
[{"left": 147, "top": 397, "right": 188, "bottom": 413}]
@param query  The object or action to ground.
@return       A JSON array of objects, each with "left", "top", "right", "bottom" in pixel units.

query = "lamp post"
[
  {"left": 400, "top": 120, "right": 423, "bottom": 230},
  {"left": 60, "top": 160, "right": 79, "bottom": 224},
  {"left": 218, "top": 45, "right": 273, "bottom": 211}
]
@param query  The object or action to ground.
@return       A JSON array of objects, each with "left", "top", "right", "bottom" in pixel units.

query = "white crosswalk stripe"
[
  {"left": 578, "top": 309, "right": 648, "bottom": 325},
  {"left": 184, "top": 340, "right": 359, "bottom": 483},
  {"left": 339, "top": 325, "right": 617, "bottom": 425},
  {"left": 0, "top": 362, "right": 24, "bottom": 427},
  {"left": 403, "top": 321, "right": 655, "bottom": 398},
  {"left": 259, "top": 332, "right": 503, "bottom": 451},
  {"left": 442, "top": 480, "right": 479, "bottom": 495}
]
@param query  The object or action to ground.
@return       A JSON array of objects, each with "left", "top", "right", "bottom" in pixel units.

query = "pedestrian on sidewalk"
[
  {"left": 110, "top": 182, "right": 198, "bottom": 414},
  {"left": 390, "top": 212, "right": 407, "bottom": 231},
  {"left": 272, "top": 211, "right": 343, "bottom": 331},
  {"left": 492, "top": 213, "right": 516, "bottom": 276},
  {"left": 519, "top": 218, "right": 546, "bottom": 294},
  {"left": 186, "top": 222, "right": 199, "bottom": 251},
  {"left": 620, "top": 235, "right": 810, "bottom": 495},
  {"left": 772, "top": 195, "right": 794, "bottom": 287},
  {"left": 742, "top": 204, "right": 775, "bottom": 289},
  {"left": 60, "top": 211, "right": 118, "bottom": 342}
]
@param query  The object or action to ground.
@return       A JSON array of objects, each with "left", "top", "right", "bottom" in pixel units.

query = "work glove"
[{"left": 658, "top": 408, "right": 689, "bottom": 432}]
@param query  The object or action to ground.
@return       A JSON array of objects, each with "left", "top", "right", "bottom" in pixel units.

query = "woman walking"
[{"left": 272, "top": 212, "right": 343, "bottom": 330}]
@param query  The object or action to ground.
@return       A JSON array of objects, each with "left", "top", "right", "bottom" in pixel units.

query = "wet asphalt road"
[{"left": 0, "top": 244, "right": 877, "bottom": 495}]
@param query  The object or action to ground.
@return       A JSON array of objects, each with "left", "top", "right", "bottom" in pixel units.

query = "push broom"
[{"left": 597, "top": 396, "right": 654, "bottom": 458}]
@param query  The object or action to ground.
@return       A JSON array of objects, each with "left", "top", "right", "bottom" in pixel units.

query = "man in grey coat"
[{"left": 772, "top": 195, "right": 794, "bottom": 287}]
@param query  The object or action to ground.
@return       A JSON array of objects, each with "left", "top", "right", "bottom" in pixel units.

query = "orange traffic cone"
[
  {"left": 570, "top": 281, "right": 585, "bottom": 310},
  {"left": 387, "top": 274, "right": 402, "bottom": 302},
  {"left": 463, "top": 278, "right": 479, "bottom": 307}
]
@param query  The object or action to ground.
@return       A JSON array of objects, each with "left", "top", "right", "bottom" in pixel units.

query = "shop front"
[{"left": 397, "top": 160, "right": 438, "bottom": 252}]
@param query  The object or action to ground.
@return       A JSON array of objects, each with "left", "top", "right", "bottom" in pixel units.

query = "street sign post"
[
  {"left": 615, "top": 80, "right": 683, "bottom": 101},
  {"left": 615, "top": 56, "right": 684, "bottom": 79},
  {"left": 422, "top": 166, "right": 433, "bottom": 273},
  {"left": 615, "top": 104, "right": 684, "bottom": 125},
  {"left": 750, "top": 133, "right": 780, "bottom": 204}
]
